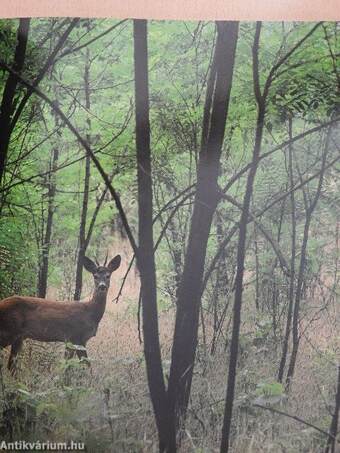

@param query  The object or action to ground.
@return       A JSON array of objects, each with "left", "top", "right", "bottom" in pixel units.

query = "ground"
[{"left": 0, "top": 242, "right": 339, "bottom": 452}]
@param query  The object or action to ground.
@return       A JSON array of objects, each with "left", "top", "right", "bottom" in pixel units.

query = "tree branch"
[{"left": 0, "top": 59, "right": 138, "bottom": 255}]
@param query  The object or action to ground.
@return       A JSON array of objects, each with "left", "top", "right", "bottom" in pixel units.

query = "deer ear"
[
  {"left": 107, "top": 254, "right": 121, "bottom": 273},
  {"left": 83, "top": 256, "right": 97, "bottom": 274}
]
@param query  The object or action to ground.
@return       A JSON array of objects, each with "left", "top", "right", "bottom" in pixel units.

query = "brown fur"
[
  {"left": 0, "top": 296, "right": 103, "bottom": 346},
  {"left": 0, "top": 254, "right": 121, "bottom": 373}
]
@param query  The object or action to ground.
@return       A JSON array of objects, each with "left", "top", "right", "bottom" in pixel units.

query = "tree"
[
  {"left": 220, "top": 21, "right": 324, "bottom": 451},
  {"left": 74, "top": 22, "right": 92, "bottom": 301},
  {"left": 167, "top": 21, "right": 239, "bottom": 443},
  {"left": 37, "top": 131, "right": 60, "bottom": 298},
  {"left": 0, "top": 19, "right": 30, "bottom": 185},
  {"left": 133, "top": 19, "right": 172, "bottom": 452},
  {"left": 220, "top": 22, "right": 267, "bottom": 452}
]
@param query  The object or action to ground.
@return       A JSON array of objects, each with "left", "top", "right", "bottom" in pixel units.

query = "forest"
[{"left": 0, "top": 17, "right": 339, "bottom": 453}]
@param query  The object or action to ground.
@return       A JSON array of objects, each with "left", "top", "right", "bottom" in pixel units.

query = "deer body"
[{"left": 0, "top": 255, "right": 121, "bottom": 372}]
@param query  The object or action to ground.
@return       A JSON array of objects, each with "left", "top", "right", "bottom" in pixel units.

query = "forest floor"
[{"left": 0, "top": 241, "right": 339, "bottom": 452}]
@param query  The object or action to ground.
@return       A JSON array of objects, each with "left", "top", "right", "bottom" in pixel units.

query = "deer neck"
[{"left": 89, "top": 288, "right": 108, "bottom": 323}]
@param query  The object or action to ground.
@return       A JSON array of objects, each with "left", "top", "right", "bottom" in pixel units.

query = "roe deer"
[{"left": 0, "top": 254, "right": 121, "bottom": 373}]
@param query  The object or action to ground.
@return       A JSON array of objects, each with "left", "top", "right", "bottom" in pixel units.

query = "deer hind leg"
[{"left": 8, "top": 339, "right": 23, "bottom": 375}]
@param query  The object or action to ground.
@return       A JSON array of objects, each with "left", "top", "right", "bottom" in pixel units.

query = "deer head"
[{"left": 83, "top": 254, "right": 121, "bottom": 293}]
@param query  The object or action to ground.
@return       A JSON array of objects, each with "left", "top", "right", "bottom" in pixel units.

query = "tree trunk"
[
  {"left": 0, "top": 19, "right": 30, "bottom": 186},
  {"left": 167, "top": 21, "right": 239, "bottom": 439},
  {"left": 210, "top": 215, "right": 229, "bottom": 355},
  {"left": 133, "top": 20, "right": 173, "bottom": 452},
  {"left": 74, "top": 32, "right": 91, "bottom": 301},
  {"left": 220, "top": 22, "right": 265, "bottom": 452},
  {"left": 278, "top": 116, "right": 296, "bottom": 382},
  {"left": 325, "top": 365, "right": 340, "bottom": 453},
  {"left": 285, "top": 124, "right": 331, "bottom": 388},
  {"left": 253, "top": 223, "right": 260, "bottom": 311},
  {"left": 37, "top": 145, "right": 59, "bottom": 298}
]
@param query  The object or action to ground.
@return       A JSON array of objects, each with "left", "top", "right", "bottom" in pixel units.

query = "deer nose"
[{"left": 98, "top": 282, "right": 107, "bottom": 291}]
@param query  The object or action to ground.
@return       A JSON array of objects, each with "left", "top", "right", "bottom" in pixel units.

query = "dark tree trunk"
[
  {"left": 270, "top": 199, "right": 285, "bottom": 342},
  {"left": 167, "top": 214, "right": 183, "bottom": 298},
  {"left": 0, "top": 19, "right": 30, "bottom": 186},
  {"left": 167, "top": 21, "right": 239, "bottom": 438},
  {"left": 73, "top": 154, "right": 90, "bottom": 300},
  {"left": 74, "top": 36, "right": 91, "bottom": 301},
  {"left": 253, "top": 223, "right": 260, "bottom": 311},
  {"left": 285, "top": 125, "right": 331, "bottom": 388},
  {"left": 133, "top": 20, "right": 173, "bottom": 452},
  {"left": 278, "top": 116, "right": 296, "bottom": 382},
  {"left": 325, "top": 365, "right": 340, "bottom": 453},
  {"left": 210, "top": 215, "right": 229, "bottom": 355},
  {"left": 37, "top": 145, "right": 59, "bottom": 298},
  {"left": 285, "top": 214, "right": 310, "bottom": 387},
  {"left": 220, "top": 22, "right": 266, "bottom": 452}
]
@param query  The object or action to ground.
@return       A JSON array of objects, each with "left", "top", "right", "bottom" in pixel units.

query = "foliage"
[{"left": 0, "top": 17, "right": 339, "bottom": 452}]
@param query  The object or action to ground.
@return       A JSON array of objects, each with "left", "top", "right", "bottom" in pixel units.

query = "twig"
[
  {"left": 0, "top": 59, "right": 138, "bottom": 256},
  {"left": 254, "top": 403, "right": 333, "bottom": 439}
]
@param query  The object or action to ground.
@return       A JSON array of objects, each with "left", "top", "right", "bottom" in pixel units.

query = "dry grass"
[{"left": 0, "top": 243, "right": 339, "bottom": 452}]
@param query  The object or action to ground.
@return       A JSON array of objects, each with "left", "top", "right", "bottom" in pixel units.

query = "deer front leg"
[
  {"left": 76, "top": 344, "right": 90, "bottom": 366},
  {"left": 8, "top": 339, "right": 23, "bottom": 375},
  {"left": 64, "top": 344, "right": 76, "bottom": 360},
  {"left": 65, "top": 343, "right": 89, "bottom": 364}
]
